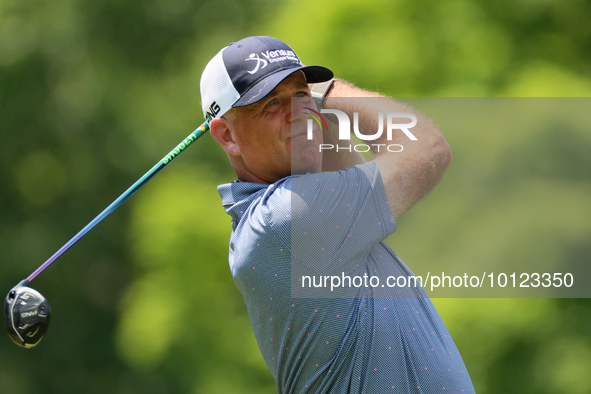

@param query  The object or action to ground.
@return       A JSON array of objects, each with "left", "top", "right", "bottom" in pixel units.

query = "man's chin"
[
  {"left": 289, "top": 136, "right": 322, "bottom": 174},
  {"left": 291, "top": 156, "right": 322, "bottom": 175}
]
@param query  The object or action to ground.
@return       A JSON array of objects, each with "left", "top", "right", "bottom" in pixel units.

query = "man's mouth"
[{"left": 289, "top": 132, "right": 307, "bottom": 140}]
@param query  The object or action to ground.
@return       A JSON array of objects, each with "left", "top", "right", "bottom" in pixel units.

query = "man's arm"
[{"left": 322, "top": 79, "right": 452, "bottom": 220}]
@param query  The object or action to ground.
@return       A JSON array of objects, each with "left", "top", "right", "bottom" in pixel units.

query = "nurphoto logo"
[{"left": 305, "top": 108, "right": 418, "bottom": 152}]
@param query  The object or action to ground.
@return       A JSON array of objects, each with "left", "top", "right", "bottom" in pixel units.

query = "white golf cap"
[{"left": 200, "top": 36, "right": 333, "bottom": 122}]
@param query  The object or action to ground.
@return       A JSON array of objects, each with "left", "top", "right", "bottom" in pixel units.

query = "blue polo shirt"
[{"left": 218, "top": 162, "right": 474, "bottom": 393}]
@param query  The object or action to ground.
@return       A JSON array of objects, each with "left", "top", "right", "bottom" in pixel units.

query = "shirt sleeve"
[{"left": 264, "top": 162, "right": 396, "bottom": 274}]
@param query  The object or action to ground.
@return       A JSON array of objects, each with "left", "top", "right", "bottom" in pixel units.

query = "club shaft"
[{"left": 27, "top": 122, "right": 209, "bottom": 282}]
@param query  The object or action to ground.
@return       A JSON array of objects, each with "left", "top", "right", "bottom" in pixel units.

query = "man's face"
[{"left": 226, "top": 72, "right": 323, "bottom": 183}]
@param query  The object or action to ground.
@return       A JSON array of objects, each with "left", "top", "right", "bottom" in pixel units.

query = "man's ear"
[{"left": 210, "top": 117, "right": 242, "bottom": 156}]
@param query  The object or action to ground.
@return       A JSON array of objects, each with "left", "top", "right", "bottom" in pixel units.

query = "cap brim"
[{"left": 233, "top": 65, "right": 333, "bottom": 108}]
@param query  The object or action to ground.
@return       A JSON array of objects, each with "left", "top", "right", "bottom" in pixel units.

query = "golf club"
[{"left": 5, "top": 121, "right": 209, "bottom": 348}]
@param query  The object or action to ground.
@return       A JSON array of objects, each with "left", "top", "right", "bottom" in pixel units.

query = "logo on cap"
[{"left": 245, "top": 53, "right": 268, "bottom": 74}]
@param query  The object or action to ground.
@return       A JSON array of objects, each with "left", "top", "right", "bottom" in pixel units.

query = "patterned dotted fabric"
[{"left": 218, "top": 162, "right": 475, "bottom": 393}]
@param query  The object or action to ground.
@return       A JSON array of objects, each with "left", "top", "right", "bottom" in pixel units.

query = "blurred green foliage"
[{"left": 1, "top": 0, "right": 590, "bottom": 393}]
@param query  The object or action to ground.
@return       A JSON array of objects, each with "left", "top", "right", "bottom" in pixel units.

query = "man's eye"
[
  {"left": 295, "top": 91, "right": 308, "bottom": 97},
  {"left": 266, "top": 99, "right": 277, "bottom": 107}
]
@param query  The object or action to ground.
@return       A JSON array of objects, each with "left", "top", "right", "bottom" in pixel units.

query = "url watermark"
[{"left": 301, "top": 272, "right": 575, "bottom": 292}]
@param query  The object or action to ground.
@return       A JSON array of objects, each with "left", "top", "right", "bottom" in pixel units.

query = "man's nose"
[
  {"left": 287, "top": 97, "right": 307, "bottom": 123},
  {"left": 285, "top": 98, "right": 294, "bottom": 123}
]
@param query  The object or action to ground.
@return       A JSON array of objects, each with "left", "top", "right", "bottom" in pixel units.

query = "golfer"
[{"left": 201, "top": 36, "right": 474, "bottom": 393}]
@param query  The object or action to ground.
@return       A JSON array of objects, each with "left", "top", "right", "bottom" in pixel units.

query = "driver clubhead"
[{"left": 5, "top": 281, "right": 51, "bottom": 348}]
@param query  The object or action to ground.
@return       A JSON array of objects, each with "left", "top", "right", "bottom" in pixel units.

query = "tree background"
[{"left": 1, "top": 0, "right": 590, "bottom": 392}]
